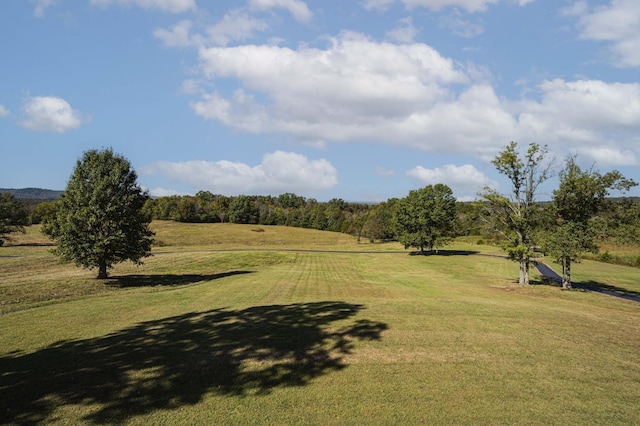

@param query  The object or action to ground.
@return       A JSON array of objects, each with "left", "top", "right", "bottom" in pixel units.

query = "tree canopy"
[
  {"left": 481, "top": 142, "right": 552, "bottom": 284},
  {"left": 42, "top": 149, "right": 154, "bottom": 279},
  {"left": 545, "top": 157, "right": 637, "bottom": 288},
  {"left": 0, "top": 192, "right": 29, "bottom": 246},
  {"left": 395, "top": 184, "right": 458, "bottom": 253}
]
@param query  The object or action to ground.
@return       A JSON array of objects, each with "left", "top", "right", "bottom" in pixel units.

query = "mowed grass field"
[{"left": 1, "top": 222, "right": 639, "bottom": 424}]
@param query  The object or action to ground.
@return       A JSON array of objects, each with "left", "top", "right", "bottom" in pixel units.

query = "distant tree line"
[
  {"left": 140, "top": 184, "right": 482, "bottom": 251},
  {"left": 142, "top": 192, "right": 404, "bottom": 243},
  {"left": 3, "top": 186, "right": 481, "bottom": 248}
]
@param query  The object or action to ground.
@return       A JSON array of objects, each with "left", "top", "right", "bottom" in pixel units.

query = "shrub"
[{"left": 598, "top": 251, "right": 612, "bottom": 263}]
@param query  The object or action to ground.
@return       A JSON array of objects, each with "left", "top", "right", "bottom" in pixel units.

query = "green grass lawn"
[{"left": 1, "top": 223, "right": 639, "bottom": 424}]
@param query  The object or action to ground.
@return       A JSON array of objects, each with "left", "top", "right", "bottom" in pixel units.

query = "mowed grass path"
[{"left": 0, "top": 223, "right": 639, "bottom": 424}]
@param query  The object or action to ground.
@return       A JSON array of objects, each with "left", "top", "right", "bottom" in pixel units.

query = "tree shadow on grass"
[
  {"left": 110, "top": 271, "right": 254, "bottom": 288},
  {"left": 574, "top": 280, "right": 640, "bottom": 302},
  {"left": 0, "top": 302, "right": 388, "bottom": 424},
  {"left": 535, "top": 263, "right": 640, "bottom": 302},
  {"left": 409, "top": 250, "right": 478, "bottom": 256}
]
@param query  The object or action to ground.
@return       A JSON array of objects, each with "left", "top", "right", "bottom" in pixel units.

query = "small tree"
[
  {"left": 481, "top": 142, "right": 552, "bottom": 284},
  {"left": 42, "top": 149, "right": 154, "bottom": 279},
  {"left": 396, "top": 184, "right": 457, "bottom": 253},
  {"left": 345, "top": 204, "right": 370, "bottom": 243},
  {"left": 0, "top": 193, "right": 30, "bottom": 246},
  {"left": 546, "top": 157, "right": 637, "bottom": 289},
  {"left": 30, "top": 200, "right": 58, "bottom": 225}
]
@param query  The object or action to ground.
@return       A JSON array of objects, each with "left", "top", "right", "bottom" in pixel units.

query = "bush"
[{"left": 598, "top": 251, "right": 612, "bottom": 263}]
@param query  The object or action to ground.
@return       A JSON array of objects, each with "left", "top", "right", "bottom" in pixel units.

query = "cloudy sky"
[{"left": 1, "top": 0, "right": 639, "bottom": 201}]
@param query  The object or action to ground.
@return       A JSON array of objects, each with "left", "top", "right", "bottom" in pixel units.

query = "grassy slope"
[{"left": 0, "top": 223, "right": 639, "bottom": 424}]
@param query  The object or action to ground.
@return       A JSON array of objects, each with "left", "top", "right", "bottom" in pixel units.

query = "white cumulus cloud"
[
  {"left": 0, "top": 105, "right": 9, "bottom": 117},
  {"left": 577, "top": 146, "right": 638, "bottom": 167},
  {"left": 249, "top": 0, "right": 313, "bottom": 23},
  {"left": 516, "top": 79, "right": 640, "bottom": 161},
  {"left": 140, "top": 151, "right": 338, "bottom": 196},
  {"left": 573, "top": 0, "right": 640, "bottom": 67},
  {"left": 204, "top": 10, "right": 269, "bottom": 46},
  {"left": 386, "top": 17, "right": 419, "bottom": 43},
  {"left": 362, "top": 0, "right": 395, "bottom": 11},
  {"left": 20, "top": 96, "right": 86, "bottom": 133},
  {"left": 90, "top": 0, "right": 196, "bottom": 14},
  {"left": 154, "top": 11, "right": 269, "bottom": 48},
  {"left": 179, "top": 30, "right": 640, "bottom": 168},
  {"left": 407, "top": 163, "right": 497, "bottom": 200},
  {"left": 190, "top": 32, "right": 495, "bottom": 149},
  {"left": 362, "top": 0, "right": 533, "bottom": 13},
  {"left": 153, "top": 20, "right": 195, "bottom": 47}
]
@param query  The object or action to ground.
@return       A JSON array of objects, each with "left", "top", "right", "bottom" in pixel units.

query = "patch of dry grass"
[{"left": 150, "top": 221, "right": 405, "bottom": 252}]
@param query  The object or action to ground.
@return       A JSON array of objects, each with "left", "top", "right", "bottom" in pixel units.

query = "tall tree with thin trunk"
[
  {"left": 481, "top": 142, "right": 552, "bottom": 285},
  {"left": 546, "top": 157, "right": 637, "bottom": 289},
  {"left": 42, "top": 149, "right": 154, "bottom": 279}
]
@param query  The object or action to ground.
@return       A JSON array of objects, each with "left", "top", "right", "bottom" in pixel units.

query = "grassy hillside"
[
  {"left": 0, "top": 222, "right": 639, "bottom": 424},
  {"left": 150, "top": 220, "right": 404, "bottom": 251}
]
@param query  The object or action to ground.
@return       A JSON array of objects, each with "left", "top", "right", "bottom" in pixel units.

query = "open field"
[{"left": 1, "top": 223, "right": 639, "bottom": 424}]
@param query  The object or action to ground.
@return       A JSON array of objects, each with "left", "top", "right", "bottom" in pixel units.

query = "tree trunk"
[
  {"left": 562, "top": 258, "right": 572, "bottom": 289},
  {"left": 97, "top": 260, "right": 108, "bottom": 279},
  {"left": 518, "top": 259, "right": 527, "bottom": 285}
]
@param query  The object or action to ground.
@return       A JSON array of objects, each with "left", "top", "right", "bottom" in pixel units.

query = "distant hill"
[{"left": 0, "top": 188, "right": 63, "bottom": 200}]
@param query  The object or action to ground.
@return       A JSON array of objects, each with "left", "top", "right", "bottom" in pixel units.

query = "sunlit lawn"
[{"left": 1, "top": 223, "right": 639, "bottom": 424}]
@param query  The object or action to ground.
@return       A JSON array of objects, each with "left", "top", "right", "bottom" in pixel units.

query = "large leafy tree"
[
  {"left": 545, "top": 157, "right": 637, "bottom": 289},
  {"left": 481, "top": 142, "right": 552, "bottom": 285},
  {"left": 0, "top": 192, "right": 30, "bottom": 246},
  {"left": 42, "top": 149, "right": 154, "bottom": 279},
  {"left": 396, "top": 184, "right": 457, "bottom": 253}
]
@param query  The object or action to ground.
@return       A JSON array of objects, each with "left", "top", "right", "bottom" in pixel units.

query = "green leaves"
[
  {"left": 396, "top": 184, "right": 457, "bottom": 253},
  {"left": 547, "top": 156, "right": 638, "bottom": 288},
  {"left": 0, "top": 192, "right": 29, "bottom": 246},
  {"left": 481, "top": 142, "right": 552, "bottom": 284},
  {"left": 42, "top": 149, "right": 154, "bottom": 279}
]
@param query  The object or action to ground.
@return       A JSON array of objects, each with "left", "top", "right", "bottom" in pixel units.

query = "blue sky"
[{"left": 1, "top": 0, "right": 639, "bottom": 202}]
